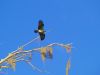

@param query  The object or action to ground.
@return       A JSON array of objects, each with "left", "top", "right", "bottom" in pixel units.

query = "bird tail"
[{"left": 34, "top": 30, "right": 38, "bottom": 33}]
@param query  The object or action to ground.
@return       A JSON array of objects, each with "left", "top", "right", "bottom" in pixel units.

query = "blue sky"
[{"left": 0, "top": 0, "right": 100, "bottom": 75}]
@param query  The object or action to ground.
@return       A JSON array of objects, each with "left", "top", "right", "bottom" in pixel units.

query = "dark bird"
[{"left": 34, "top": 20, "right": 46, "bottom": 41}]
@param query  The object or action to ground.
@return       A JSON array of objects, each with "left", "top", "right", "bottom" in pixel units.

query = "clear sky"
[{"left": 0, "top": 0, "right": 100, "bottom": 75}]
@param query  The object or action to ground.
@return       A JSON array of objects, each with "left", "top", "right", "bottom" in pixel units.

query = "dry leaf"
[
  {"left": 66, "top": 59, "right": 70, "bottom": 75},
  {"left": 40, "top": 47, "right": 47, "bottom": 61},
  {"left": 7, "top": 57, "right": 16, "bottom": 71},
  {"left": 47, "top": 47, "right": 53, "bottom": 58}
]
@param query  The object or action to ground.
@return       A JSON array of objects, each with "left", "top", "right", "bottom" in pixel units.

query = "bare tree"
[{"left": 0, "top": 36, "right": 72, "bottom": 75}]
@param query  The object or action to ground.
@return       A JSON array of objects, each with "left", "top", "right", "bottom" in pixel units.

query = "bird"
[{"left": 34, "top": 20, "right": 46, "bottom": 41}]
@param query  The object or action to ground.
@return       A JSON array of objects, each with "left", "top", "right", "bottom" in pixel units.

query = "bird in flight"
[{"left": 34, "top": 20, "right": 45, "bottom": 41}]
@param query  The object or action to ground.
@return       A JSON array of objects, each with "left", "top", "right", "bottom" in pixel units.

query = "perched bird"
[{"left": 34, "top": 20, "right": 45, "bottom": 40}]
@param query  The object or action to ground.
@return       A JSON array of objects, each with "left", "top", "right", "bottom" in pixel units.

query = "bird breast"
[{"left": 38, "top": 30, "right": 43, "bottom": 33}]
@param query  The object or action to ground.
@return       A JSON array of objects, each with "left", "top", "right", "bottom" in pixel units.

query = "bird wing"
[
  {"left": 39, "top": 32, "right": 45, "bottom": 40},
  {"left": 38, "top": 21, "right": 44, "bottom": 30}
]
